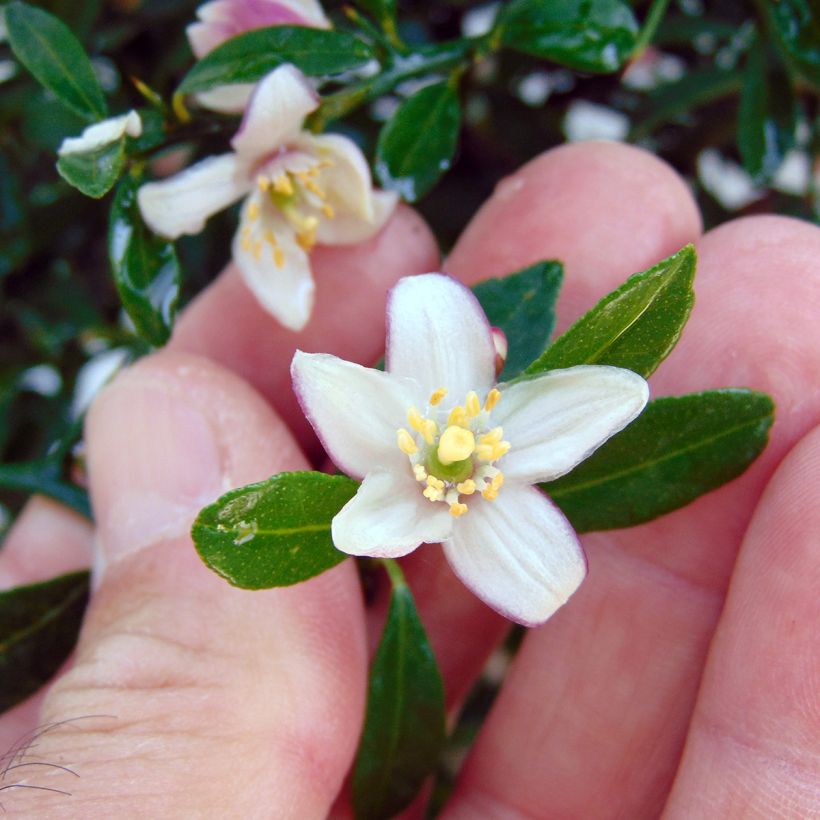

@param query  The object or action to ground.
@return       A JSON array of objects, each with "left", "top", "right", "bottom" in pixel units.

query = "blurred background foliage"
[{"left": 0, "top": 0, "right": 818, "bottom": 536}]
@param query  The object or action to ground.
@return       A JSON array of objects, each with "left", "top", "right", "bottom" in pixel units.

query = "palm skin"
[{"left": 1, "top": 141, "right": 819, "bottom": 818}]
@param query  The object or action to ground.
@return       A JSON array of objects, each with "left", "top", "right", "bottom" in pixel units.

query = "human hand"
[{"left": 2, "top": 141, "right": 819, "bottom": 818}]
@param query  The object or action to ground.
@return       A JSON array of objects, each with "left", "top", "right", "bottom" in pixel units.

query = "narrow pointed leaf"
[
  {"left": 766, "top": 0, "right": 820, "bottom": 87},
  {"left": 178, "top": 27, "right": 374, "bottom": 94},
  {"left": 497, "top": 0, "right": 639, "bottom": 73},
  {"left": 192, "top": 472, "right": 358, "bottom": 589},
  {"left": 526, "top": 245, "right": 695, "bottom": 378},
  {"left": 353, "top": 566, "right": 445, "bottom": 820},
  {"left": 738, "top": 37, "right": 798, "bottom": 183},
  {"left": 0, "top": 571, "right": 90, "bottom": 713},
  {"left": 543, "top": 390, "right": 775, "bottom": 533},
  {"left": 473, "top": 260, "right": 563, "bottom": 380},
  {"left": 109, "top": 177, "right": 180, "bottom": 346},
  {"left": 375, "top": 81, "right": 461, "bottom": 202},
  {"left": 57, "top": 138, "right": 125, "bottom": 199},
  {"left": 5, "top": 1, "right": 107, "bottom": 121}
]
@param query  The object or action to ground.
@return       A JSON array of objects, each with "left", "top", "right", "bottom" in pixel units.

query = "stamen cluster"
[{"left": 396, "top": 386, "right": 510, "bottom": 517}]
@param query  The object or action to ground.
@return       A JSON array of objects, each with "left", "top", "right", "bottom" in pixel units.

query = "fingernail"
[{"left": 87, "top": 374, "right": 225, "bottom": 565}]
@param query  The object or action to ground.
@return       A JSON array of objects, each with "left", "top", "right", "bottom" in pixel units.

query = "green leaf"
[
  {"left": 0, "top": 459, "right": 91, "bottom": 519},
  {"left": 738, "top": 38, "right": 798, "bottom": 183},
  {"left": 178, "top": 27, "right": 374, "bottom": 95},
  {"left": 526, "top": 245, "right": 695, "bottom": 379},
  {"left": 473, "top": 260, "right": 563, "bottom": 380},
  {"left": 374, "top": 81, "right": 461, "bottom": 202},
  {"left": 543, "top": 390, "right": 775, "bottom": 533},
  {"left": 766, "top": 0, "right": 820, "bottom": 87},
  {"left": 109, "top": 177, "right": 181, "bottom": 346},
  {"left": 56, "top": 138, "right": 125, "bottom": 199},
  {"left": 192, "top": 472, "right": 358, "bottom": 589},
  {"left": 5, "top": 1, "right": 107, "bottom": 121},
  {"left": 0, "top": 571, "right": 89, "bottom": 713},
  {"left": 353, "top": 561, "right": 446, "bottom": 820},
  {"left": 497, "top": 0, "right": 639, "bottom": 73}
]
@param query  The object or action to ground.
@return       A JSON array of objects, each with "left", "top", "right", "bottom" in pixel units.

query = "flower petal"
[
  {"left": 291, "top": 350, "right": 418, "bottom": 479},
  {"left": 332, "top": 470, "right": 453, "bottom": 557},
  {"left": 443, "top": 483, "right": 586, "bottom": 626},
  {"left": 386, "top": 273, "right": 496, "bottom": 402},
  {"left": 231, "top": 65, "right": 319, "bottom": 162},
  {"left": 232, "top": 192, "right": 315, "bottom": 329},
  {"left": 193, "top": 84, "right": 255, "bottom": 114},
  {"left": 495, "top": 365, "right": 649, "bottom": 483},
  {"left": 314, "top": 188, "right": 398, "bottom": 245},
  {"left": 58, "top": 110, "right": 142, "bottom": 156},
  {"left": 137, "top": 153, "right": 249, "bottom": 239}
]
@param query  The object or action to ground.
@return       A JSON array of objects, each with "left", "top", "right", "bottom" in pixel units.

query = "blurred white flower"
[{"left": 58, "top": 110, "right": 142, "bottom": 156}]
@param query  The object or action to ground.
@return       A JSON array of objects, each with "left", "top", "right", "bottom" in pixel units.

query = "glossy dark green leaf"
[
  {"left": 0, "top": 571, "right": 89, "bottom": 713},
  {"left": 192, "top": 472, "right": 358, "bottom": 589},
  {"left": 497, "top": 0, "right": 638, "bottom": 73},
  {"left": 56, "top": 139, "right": 125, "bottom": 199},
  {"left": 109, "top": 177, "right": 180, "bottom": 346},
  {"left": 473, "top": 260, "right": 563, "bottom": 380},
  {"left": 5, "top": 1, "right": 107, "bottom": 121},
  {"left": 353, "top": 562, "right": 446, "bottom": 820},
  {"left": 543, "top": 390, "right": 775, "bottom": 533},
  {"left": 178, "top": 27, "right": 374, "bottom": 94},
  {"left": 766, "top": 0, "right": 820, "bottom": 87},
  {"left": 375, "top": 81, "right": 461, "bottom": 202},
  {"left": 526, "top": 245, "right": 695, "bottom": 378},
  {"left": 738, "top": 39, "right": 798, "bottom": 183},
  {"left": 0, "top": 459, "right": 91, "bottom": 519}
]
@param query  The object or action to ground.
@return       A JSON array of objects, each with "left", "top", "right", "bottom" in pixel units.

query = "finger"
[
  {"left": 171, "top": 205, "right": 440, "bottom": 458},
  {"left": 3, "top": 352, "right": 367, "bottom": 816},
  {"left": 0, "top": 498, "right": 93, "bottom": 755},
  {"left": 664, "top": 423, "right": 820, "bottom": 818},
  {"left": 388, "top": 141, "right": 704, "bottom": 710},
  {"left": 443, "top": 214, "right": 820, "bottom": 818}
]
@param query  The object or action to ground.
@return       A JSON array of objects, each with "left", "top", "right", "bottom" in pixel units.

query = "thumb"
[{"left": 7, "top": 352, "right": 366, "bottom": 817}]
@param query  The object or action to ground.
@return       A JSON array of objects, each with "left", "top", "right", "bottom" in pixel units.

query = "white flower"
[
  {"left": 186, "top": 0, "right": 331, "bottom": 113},
  {"left": 58, "top": 110, "right": 142, "bottom": 156},
  {"left": 137, "top": 65, "right": 398, "bottom": 331},
  {"left": 291, "top": 274, "right": 650, "bottom": 626}
]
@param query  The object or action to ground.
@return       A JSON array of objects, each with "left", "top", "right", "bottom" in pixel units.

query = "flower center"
[
  {"left": 242, "top": 156, "right": 336, "bottom": 268},
  {"left": 396, "top": 387, "right": 510, "bottom": 517}
]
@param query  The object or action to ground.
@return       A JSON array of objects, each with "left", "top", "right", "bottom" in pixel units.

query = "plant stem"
[
  {"left": 381, "top": 557, "right": 407, "bottom": 590},
  {"left": 633, "top": 0, "right": 672, "bottom": 56},
  {"left": 307, "top": 39, "right": 474, "bottom": 131}
]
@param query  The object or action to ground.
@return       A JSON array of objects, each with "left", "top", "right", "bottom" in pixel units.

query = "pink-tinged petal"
[
  {"left": 231, "top": 65, "right": 319, "bottom": 162},
  {"left": 232, "top": 193, "right": 314, "bottom": 329},
  {"left": 137, "top": 153, "right": 250, "bottom": 239},
  {"left": 275, "top": 0, "right": 331, "bottom": 28},
  {"left": 193, "top": 83, "right": 255, "bottom": 114},
  {"left": 58, "top": 110, "right": 142, "bottom": 156},
  {"left": 314, "top": 189, "right": 398, "bottom": 245},
  {"left": 443, "top": 483, "right": 586, "bottom": 626},
  {"left": 332, "top": 470, "right": 453, "bottom": 557},
  {"left": 291, "top": 351, "right": 417, "bottom": 479},
  {"left": 387, "top": 273, "right": 496, "bottom": 402},
  {"left": 495, "top": 365, "right": 649, "bottom": 483}
]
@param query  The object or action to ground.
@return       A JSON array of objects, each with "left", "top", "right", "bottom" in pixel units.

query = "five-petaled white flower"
[
  {"left": 292, "top": 274, "right": 650, "bottom": 625},
  {"left": 187, "top": 0, "right": 330, "bottom": 113},
  {"left": 138, "top": 64, "right": 397, "bottom": 331}
]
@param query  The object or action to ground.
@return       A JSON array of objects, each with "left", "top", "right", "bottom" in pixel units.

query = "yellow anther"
[
  {"left": 413, "top": 464, "right": 428, "bottom": 481},
  {"left": 449, "top": 502, "right": 468, "bottom": 517},
  {"left": 303, "top": 178, "right": 328, "bottom": 200},
  {"left": 482, "top": 486, "right": 498, "bottom": 501},
  {"left": 273, "top": 174, "right": 294, "bottom": 196},
  {"left": 274, "top": 247, "right": 285, "bottom": 268},
  {"left": 447, "top": 405, "right": 468, "bottom": 427},
  {"left": 476, "top": 439, "right": 510, "bottom": 462},
  {"left": 429, "top": 387, "right": 447, "bottom": 406},
  {"left": 263, "top": 227, "right": 277, "bottom": 246},
  {"left": 456, "top": 479, "right": 476, "bottom": 495},
  {"left": 321, "top": 204, "right": 335, "bottom": 219},
  {"left": 240, "top": 226, "right": 252, "bottom": 252},
  {"left": 296, "top": 230, "right": 316, "bottom": 252},
  {"left": 423, "top": 485, "right": 444, "bottom": 502},
  {"left": 252, "top": 240, "right": 263, "bottom": 262},
  {"left": 437, "top": 425, "right": 476, "bottom": 465},
  {"left": 408, "top": 408, "right": 436, "bottom": 444},
  {"left": 397, "top": 428, "right": 417, "bottom": 455},
  {"left": 485, "top": 388, "right": 501, "bottom": 411},
  {"left": 482, "top": 472, "right": 504, "bottom": 501},
  {"left": 247, "top": 201, "right": 260, "bottom": 221},
  {"left": 480, "top": 427, "right": 504, "bottom": 445},
  {"left": 257, "top": 176, "right": 270, "bottom": 192},
  {"left": 466, "top": 391, "right": 481, "bottom": 417},
  {"left": 426, "top": 475, "right": 444, "bottom": 490}
]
